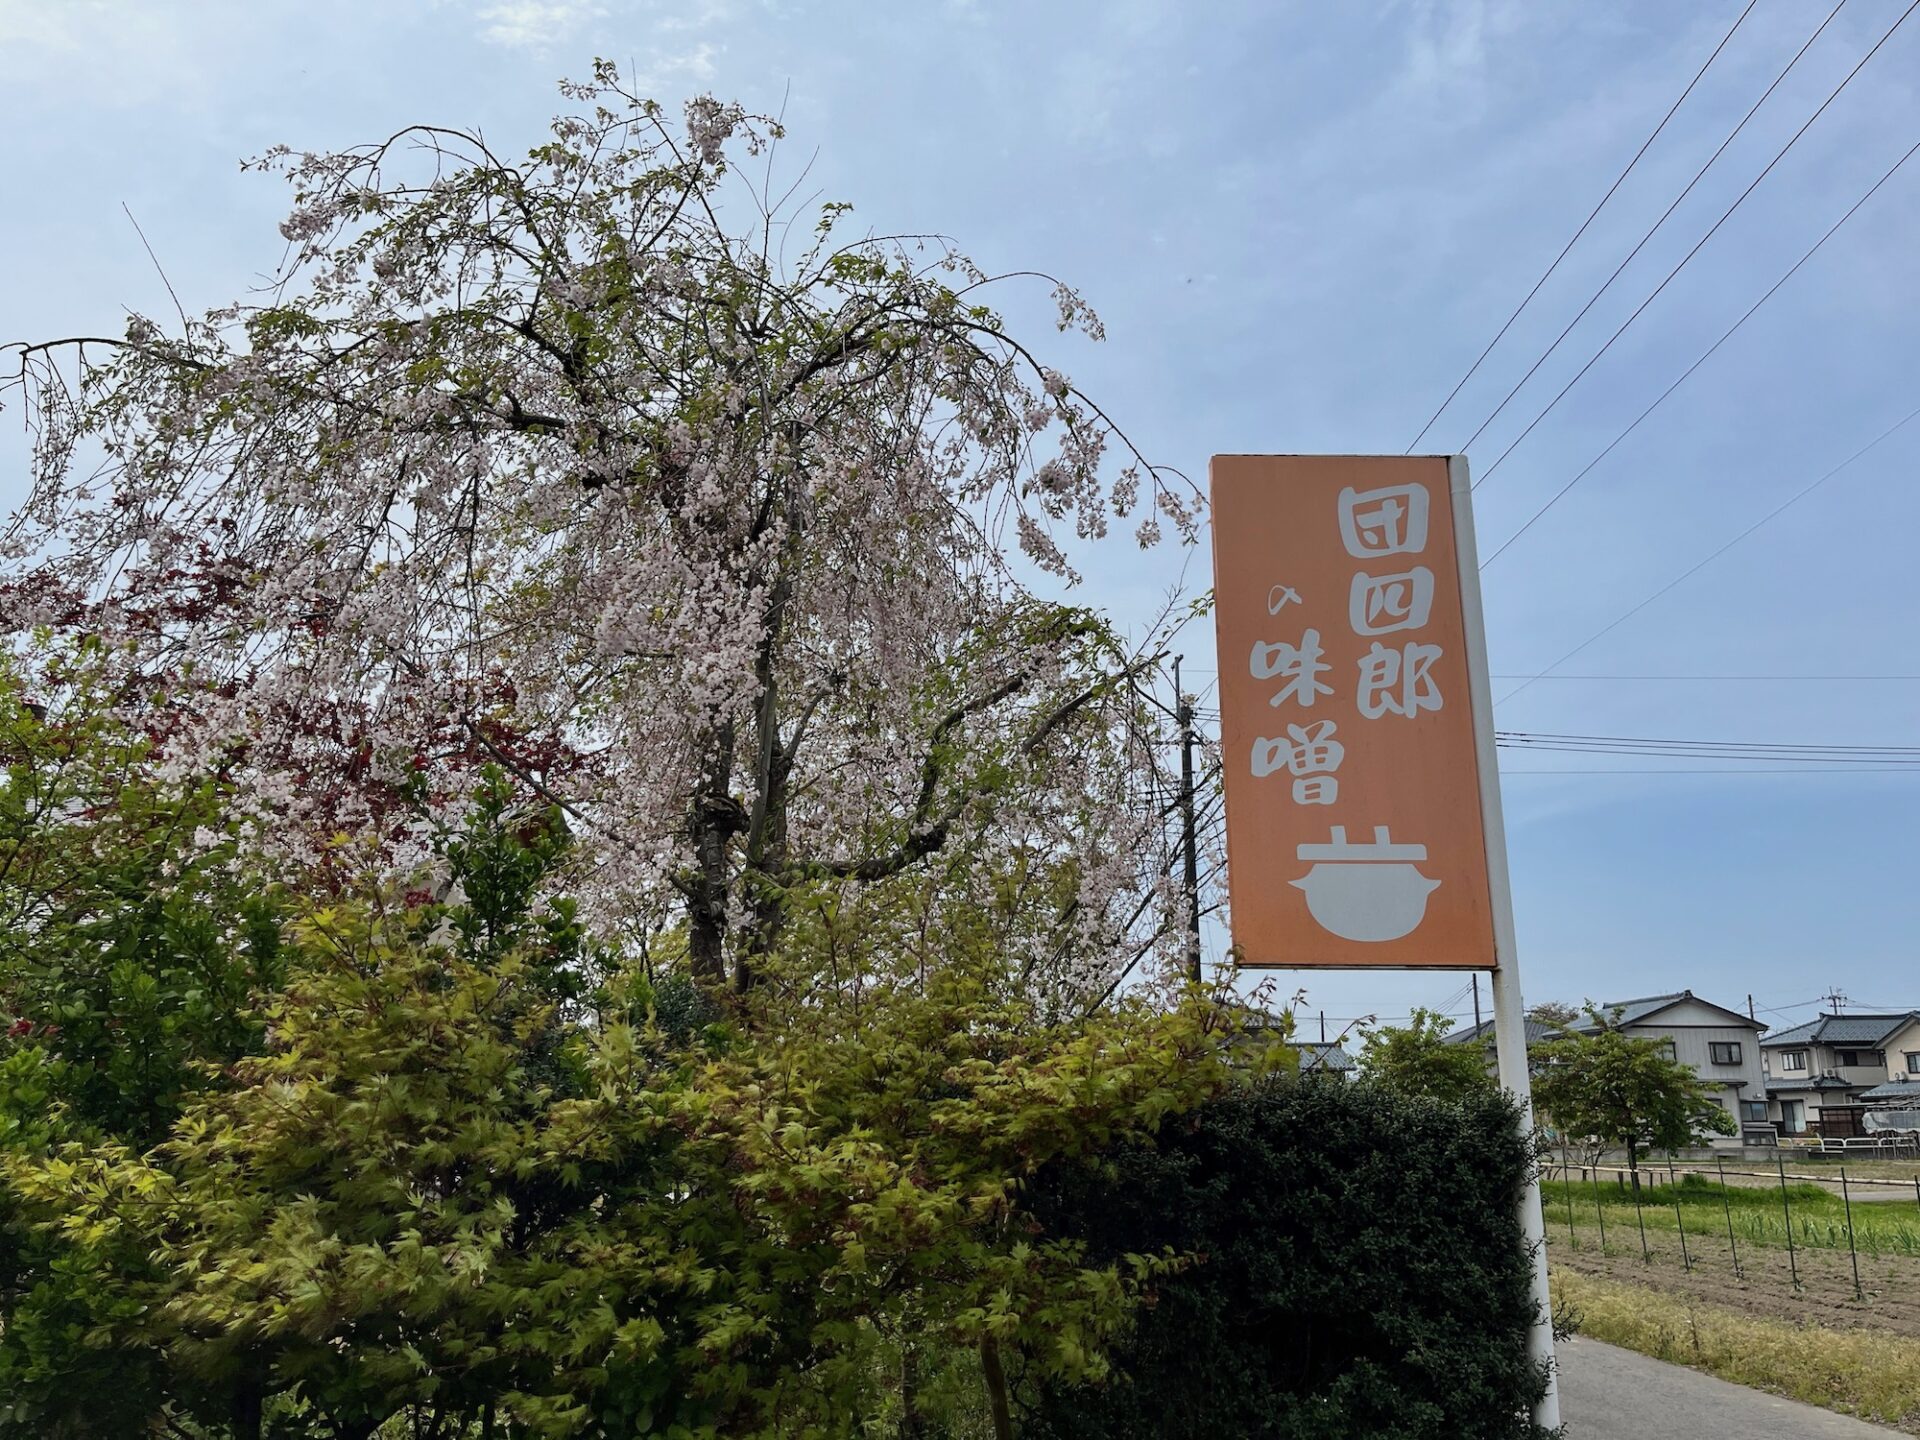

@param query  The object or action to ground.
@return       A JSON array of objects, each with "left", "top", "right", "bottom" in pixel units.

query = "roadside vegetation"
[
  {"left": 1557, "top": 1270, "right": 1920, "bottom": 1433},
  {"left": 1766, "top": 1156, "right": 1920, "bottom": 1186},
  {"left": 1542, "top": 1174, "right": 1920, "bottom": 1257},
  {"left": 0, "top": 65, "right": 1563, "bottom": 1440}
]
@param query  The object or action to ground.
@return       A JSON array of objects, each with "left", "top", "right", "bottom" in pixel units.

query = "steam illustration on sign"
[{"left": 1290, "top": 825, "right": 1440, "bottom": 942}]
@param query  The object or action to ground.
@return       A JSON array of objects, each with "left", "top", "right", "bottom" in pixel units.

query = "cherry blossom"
[{"left": 2, "top": 63, "right": 1207, "bottom": 1002}]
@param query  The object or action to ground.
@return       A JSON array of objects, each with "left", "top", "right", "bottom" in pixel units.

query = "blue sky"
[{"left": 3, "top": 0, "right": 1916, "bottom": 1037}]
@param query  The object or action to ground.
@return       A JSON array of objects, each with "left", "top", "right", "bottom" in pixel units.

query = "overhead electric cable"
[
  {"left": 1498, "top": 743, "right": 1920, "bottom": 758},
  {"left": 1452, "top": 0, "right": 1846, "bottom": 461},
  {"left": 1472, "top": 0, "right": 1920, "bottom": 489},
  {"left": 1500, "top": 767, "right": 1920, "bottom": 775},
  {"left": 1489, "top": 673, "right": 1920, "bottom": 681},
  {"left": 1499, "top": 728, "right": 1920, "bottom": 750},
  {"left": 1494, "top": 401, "right": 1920, "bottom": 708},
  {"left": 1481, "top": 135, "right": 1920, "bottom": 568},
  {"left": 1404, "top": 0, "right": 1761, "bottom": 452}
]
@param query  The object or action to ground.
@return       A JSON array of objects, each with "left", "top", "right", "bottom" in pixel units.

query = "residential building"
[
  {"left": 1442, "top": 1013, "right": 1563, "bottom": 1080},
  {"left": 1446, "top": 990, "right": 1767, "bottom": 1141},
  {"left": 1296, "top": 1041, "right": 1357, "bottom": 1079},
  {"left": 1444, "top": 1015, "right": 1565, "bottom": 1052},
  {"left": 1576, "top": 992, "right": 1768, "bottom": 1140},
  {"left": 1760, "top": 1011, "right": 1920, "bottom": 1135}
]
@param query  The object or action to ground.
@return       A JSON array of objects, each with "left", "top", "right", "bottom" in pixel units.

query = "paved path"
[{"left": 1558, "top": 1336, "right": 1903, "bottom": 1436}]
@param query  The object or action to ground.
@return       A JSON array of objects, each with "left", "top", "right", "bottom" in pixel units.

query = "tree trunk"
[
  {"left": 233, "top": 1383, "right": 263, "bottom": 1440},
  {"left": 735, "top": 500, "right": 799, "bottom": 993},
  {"left": 686, "top": 724, "right": 740, "bottom": 986},
  {"left": 981, "top": 1338, "right": 1014, "bottom": 1440},
  {"left": 900, "top": 1337, "right": 926, "bottom": 1440},
  {"left": 1626, "top": 1137, "right": 1640, "bottom": 1195}
]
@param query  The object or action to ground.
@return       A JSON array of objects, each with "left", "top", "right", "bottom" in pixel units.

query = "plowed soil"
[{"left": 1548, "top": 1225, "right": 1920, "bottom": 1337}]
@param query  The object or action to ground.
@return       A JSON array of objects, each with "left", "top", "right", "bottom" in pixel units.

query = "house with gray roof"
[
  {"left": 1760, "top": 1011, "right": 1920, "bottom": 1135},
  {"left": 1448, "top": 990, "right": 1767, "bottom": 1142},
  {"left": 1577, "top": 992, "right": 1768, "bottom": 1142},
  {"left": 1296, "top": 1041, "right": 1357, "bottom": 1079},
  {"left": 1444, "top": 1015, "right": 1565, "bottom": 1050}
]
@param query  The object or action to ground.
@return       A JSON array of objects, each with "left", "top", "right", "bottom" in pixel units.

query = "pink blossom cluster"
[{"left": 1, "top": 66, "right": 1210, "bottom": 1003}]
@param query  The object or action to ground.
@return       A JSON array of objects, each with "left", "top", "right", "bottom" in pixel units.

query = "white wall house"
[
  {"left": 1759, "top": 1011, "right": 1920, "bottom": 1135},
  {"left": 1448, "top": 990, "right": 1767, "bottom": 1142},
  {"left": 1574, "top": 993, "right": 1769, "bottom": 1143}
]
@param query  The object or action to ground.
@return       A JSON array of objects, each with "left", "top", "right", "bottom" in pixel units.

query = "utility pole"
[
  {"left": 1175, "top": 655, "right": 1201, "bottom": 986},
  {"left": 1473, "top": 973, "right": 1482, "bottom": 1033},
  {"left": 1451, "top": 457, "right": 1560, "bottom": 1429},
  {"left": 1748, "top": 993, "right": 1756, "bottom": 1022}
]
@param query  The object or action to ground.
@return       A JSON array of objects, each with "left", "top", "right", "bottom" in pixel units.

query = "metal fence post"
[
  {"left": 1590, "top": 1165, "right": 1608, "bottom": 1253},
  {"left": 1716, "top": 1154, "right": 1741, "bottom": 1280},
  {"left": 1777, "top": 1152, "right": 1800, "bottom": 1292},
  {"left": 1671, "top": 1178, "right": 1692, "bottom": 1273},
  {"left": 1841, "top": 1167, "right": 1864, "bottom": 1303},
  {"left": 1560, "top": 1148, "right": 1577, "bottom": 1249}
]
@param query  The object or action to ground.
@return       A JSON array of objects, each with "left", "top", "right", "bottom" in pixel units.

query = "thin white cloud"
[
  {"left": 475, "top": 0, "right": 607, "bottom": 50},
  {"left": 0, "top": 0, "right": 242, "bottom": 109},
  {"left": 634, "top": 40, "right": 719, "bottom": 90},
  {"left": 460, "top": 0, "right": 728, "bottom": 86},
  {"left": 1388, "top": 0, "right": 1532, "bottom": 125}
]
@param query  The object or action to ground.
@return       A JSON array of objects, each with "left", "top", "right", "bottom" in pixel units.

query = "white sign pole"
[{"left": 1448, "top": 455, "right": 1561, "bottom": 1429}]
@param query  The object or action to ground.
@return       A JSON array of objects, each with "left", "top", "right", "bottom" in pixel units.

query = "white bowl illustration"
[{"left": 1290, "top": 826, "right": 1440, "bottom": 942}]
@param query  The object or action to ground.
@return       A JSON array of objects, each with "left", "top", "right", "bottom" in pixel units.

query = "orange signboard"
[{"left": 1210, "top": 455, "right": 1498, "bottom": 969}]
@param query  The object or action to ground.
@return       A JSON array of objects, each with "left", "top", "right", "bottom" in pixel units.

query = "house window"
[
  {"left": 1740, "top": 1100, "right": 1768, "bottom": 1123},
  {"left": 1656, "top": 1040, "right": 1677, "bottom": 1062},
  {"left": 1908, "top": 1052, "right": 1920, "bottom": 1075},
  {"left": 1837, "top": 1049, "right": 1875, "bottom": 1068},
  {"left": 1781, "top": 1050, "right": 1807, "bottom": 1071},
  {"left": 1710, "top": 1042, "right": 1743, "bottom": 1065}
]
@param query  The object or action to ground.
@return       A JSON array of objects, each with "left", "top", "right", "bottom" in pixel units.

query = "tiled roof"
[
  {"left": 1577, "top": 990, "right": 1764, "bottom": 1031},
  {"left": 1602, "top": 992, "right": 1691, "bottom": 1026},
  {"left": 1296, "top": 1041, "right": 1355, "bottom": 1073},
  {"left": 1758, "top": 1012, "right": 1920, "bottom": 1048},
  {"left": 1764, "top": 1074, "right": 1859, "bottom": 1093},
  {"left": 1443, "top": 1016, "right": 1563, "bottom": 1047},
  {"left": 1857, "top": 1079, "right": 1920, "bottom": 1103},
  {"left": 1761, "top": 1018, "right": 1821, "bottom": 1047}
]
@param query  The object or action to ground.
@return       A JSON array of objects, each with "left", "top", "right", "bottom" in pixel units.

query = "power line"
[
  {"left": 1501, "top": 751, "right": 1920, "bottom": 767},
  {"left": 1403, "top": 0, "right": 1760, "bottom": 452},
  {"left": 1498, "top": 729, "right": 1920, "bottom": 754},
  {"left": 1481, "top": 133, "right": 1920, "bottom": 569},
  {"left": 1452, "top": 0, "right": 1845, "bottom": 463},
  {"left": 1500, "top": 766, "right": 1920, "bottom": 774},
  {"left": 1472, "top": 0, "right": 1920, "bottom": 489},
  {"left": 1496, "top": 730, "right": 1920, "bottom": 766},
  {"left": 1500, "top": 749, "right": 1920, "bottom": 767},
  {"left": 1495, "top": 400, "right": 1920, "bottom": 708},
  {"left": 1489, "top": 673, "right": 1920, "bottom": 682},
  {"left": 1757, "top": 997, "right": 1830, "bottom": 1017}
]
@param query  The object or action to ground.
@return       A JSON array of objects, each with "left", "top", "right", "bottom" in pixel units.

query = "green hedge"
[{"left": 1022, "top": 1076, "right": 1556, "bottom": 1440}]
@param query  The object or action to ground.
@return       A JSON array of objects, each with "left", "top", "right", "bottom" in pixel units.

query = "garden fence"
[{"left": 1545, "top": 1151, "right": 1920, "bottom": 1313}]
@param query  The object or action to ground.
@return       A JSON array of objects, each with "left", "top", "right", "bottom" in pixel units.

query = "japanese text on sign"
[{"left": 1210, "top": 456, "right": 1496, "bottom": 969}]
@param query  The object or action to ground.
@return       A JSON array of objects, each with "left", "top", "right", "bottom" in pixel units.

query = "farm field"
[
  {"left": 1554, "top": 1270, "right": 1920, "bottom": 1434},
  {"left": 1546, "top": 1173, "right": 1920, "bottom": 1432},
  {"left": 1541, "top": 1173, "right": 1920, "bottom": 1264}
]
